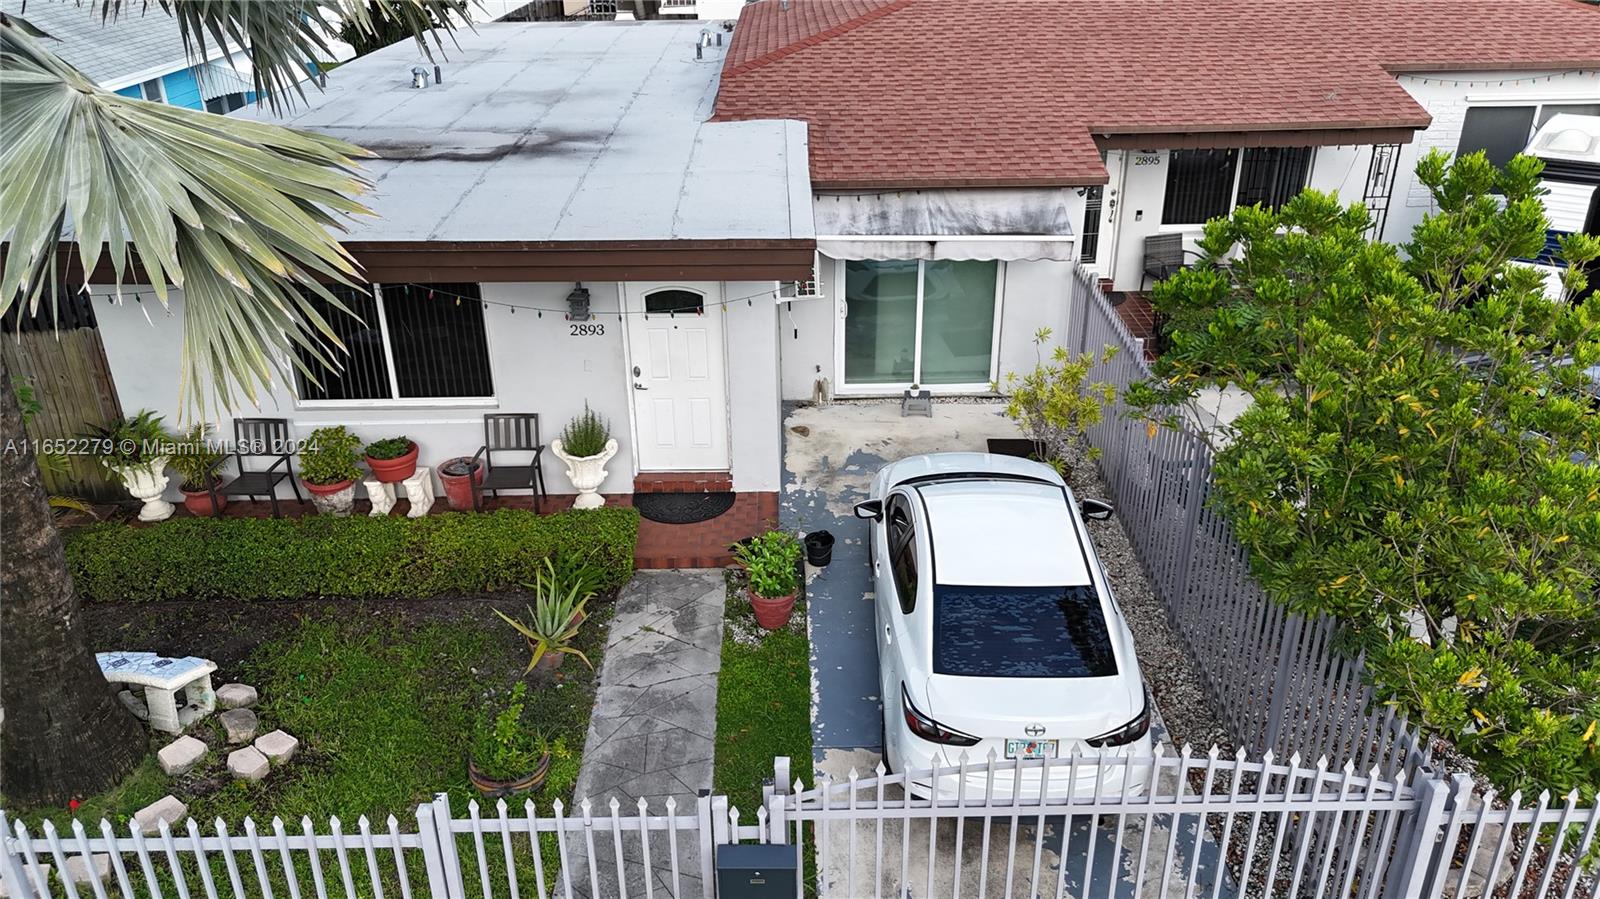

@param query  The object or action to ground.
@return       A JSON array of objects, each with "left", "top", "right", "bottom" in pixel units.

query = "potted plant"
[
  {"left": 731, "top": 529, "right": 803, "bottom": 630},
  {"left": 299, "top": 425, "right": 363, "bottom": 516},
  {"left": 466, "top": 683, "right": 552, "bottom": 798},
  {"left": 494, "top": 558, "right": 594, "bottom": 672},
  {"left": 549, "top": 405, "right": 618, "bottom": 510},
  {"left": 169, "top": 422, "right": 228, "bottom": 516},
  {"left": 86, "top": 410, "right": 174, "bottom": 521},
  {"left": 438, "top": 456, "right": 484, "bottom": 511},
  {"left": 364, "top": 435, "right": 419, "bottom": 483}
]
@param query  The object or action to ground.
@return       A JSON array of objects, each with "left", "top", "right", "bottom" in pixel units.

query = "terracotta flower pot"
[
  {"left": 467, "top": 752, "right": 552, "bottom": 799},
  {"left": 366, "top": 441, "right": 419, "bottom": 483},
  {"left": 302, "top": 478, "right": 356, "bottom": 516},
  {"left": 438, "top": 457, "right": 485, "bottom": 511},
  {"left": 750, "top": 591, "right": 797, "bottom": 630},
  {"left": 180, "top": 486, "right": 227, "bottom": 517}
]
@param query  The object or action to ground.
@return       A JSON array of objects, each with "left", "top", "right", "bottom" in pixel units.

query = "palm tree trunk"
[{"left": 1, "top": 353, "right": 144, "bottom": 806}]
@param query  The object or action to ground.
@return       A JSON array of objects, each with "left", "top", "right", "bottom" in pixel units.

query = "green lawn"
[
  {"left": 713, "top": 575, "right": 815, "bottom": 817},
  {"left": 19, "top": 599, "right": 608, "bottom": 829}
]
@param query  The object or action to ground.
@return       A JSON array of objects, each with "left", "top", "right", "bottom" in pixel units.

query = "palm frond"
[{"left": 1, "top": 16, "right": 379, "bottom": 416}]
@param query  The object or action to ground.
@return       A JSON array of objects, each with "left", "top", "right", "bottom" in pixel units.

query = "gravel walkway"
[{"left": 1060, "top": 442, "right": 1237, "bottom": 756}]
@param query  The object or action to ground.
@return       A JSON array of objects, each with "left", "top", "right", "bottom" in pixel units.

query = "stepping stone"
[
  {"left": 134, "top": 795, "right": 187, "bottom": 835},
  {"left": 0, "top": 864, "right": 49, "bottom": 897},
  {"left": 64, "top": 854, "right": 112, "bottom": 884},
  {"left": 216, "top": 683, "right": 257, "bottom": 709},
  {"left": 157, "top": 735, "right": 207, "bottom": 775},
  {"left": 254, "top": 730, "right": 299, "bottom": 766},
  {"left": 218, "top": 708, "right": 259, "bottom": 744},
  {"left": 227, "top": 746, "right": 269, "bottom": 782}
]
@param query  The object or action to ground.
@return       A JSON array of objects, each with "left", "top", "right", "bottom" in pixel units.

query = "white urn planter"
[
  {"left": 551, "top": 438, "right": 618, "bottom": 510},
  {"left": 109, "top": 457, "right": 174, "bottom": 522}
]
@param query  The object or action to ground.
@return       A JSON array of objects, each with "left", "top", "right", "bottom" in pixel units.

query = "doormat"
[{"left": 634, "top": 492, "right": 736, "bottom": 525}]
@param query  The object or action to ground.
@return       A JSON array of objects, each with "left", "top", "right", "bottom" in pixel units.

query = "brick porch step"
[{"left": 632, "top": 471, "right": 733, "bottom": 494}]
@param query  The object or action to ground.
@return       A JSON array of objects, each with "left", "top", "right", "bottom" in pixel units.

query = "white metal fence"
[
  {"left": 12, "top": 754, "right": 1596, "bottom": 899},
  {"left": 1064, "top": 268, "right": 1431, "bottom": 782}
]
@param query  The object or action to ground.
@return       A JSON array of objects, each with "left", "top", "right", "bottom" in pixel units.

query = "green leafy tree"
[
  {"left": 0, "top": 0, "right": 463, "bottom": 806},
  {"left": 1128, "top": 150, "right": 1600, "bottom": 793}
]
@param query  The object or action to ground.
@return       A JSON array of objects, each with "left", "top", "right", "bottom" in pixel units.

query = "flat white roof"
[
  {"left": 236, "top": 21, "right": 813, "bottom": 244},
  {"left": 920, "top": 480, "right": 1093, "bottom": 588}
]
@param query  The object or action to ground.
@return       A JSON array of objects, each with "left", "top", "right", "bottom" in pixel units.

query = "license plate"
[{"left": 1005, "top": 738, "right": 1058, "bottom": 760}]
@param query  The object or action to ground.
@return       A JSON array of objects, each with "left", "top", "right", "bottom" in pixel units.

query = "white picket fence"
[{"left": 8, "top": 753, "right": 1598, "bottom": 899}]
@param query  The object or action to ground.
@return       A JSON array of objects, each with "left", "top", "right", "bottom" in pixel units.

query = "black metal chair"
[
  {"left": 213, "top": 418, "right": 301, "bottom": 518},
  {"left": 471, "top": 414, "right": 546, "bottom": 512},
  {"left": 1140, "top": 233, "right": 1206, "bottom": 291}
]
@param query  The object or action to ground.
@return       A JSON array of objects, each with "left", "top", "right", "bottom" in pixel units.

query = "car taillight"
[
  {"left": 1086, "top": 693, "right": 1151, "bottom": 748},
  {"left": 901, "top": 684, "right": 980, "bottom": 747}
]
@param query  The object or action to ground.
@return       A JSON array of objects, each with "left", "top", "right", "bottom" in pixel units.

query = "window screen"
[
  {"left": 1235, "top": 147, "right": 1314, "bottom": 211},
  {"left": 1538, "top": 104, "right": 1600, "bottom": 128},
  {"left": 1163, "top": 149, "right": 1239, "bottom": 225},
  {"left": 933, "top": 584, "right": 1117, "bottom": 678},
  {"left": 295, "top": 284, "right": 392, "bottom": 401},
  {"left": 383, "top": 283, "right": 493, "bottom": 398},
  {"left": 1457, "top": 106, "right": 1537, "bottom": 169}
]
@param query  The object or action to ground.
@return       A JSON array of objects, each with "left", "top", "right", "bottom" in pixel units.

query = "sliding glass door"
[{"left": 841, "top": 259, "right": 1001, "bottom": 390}]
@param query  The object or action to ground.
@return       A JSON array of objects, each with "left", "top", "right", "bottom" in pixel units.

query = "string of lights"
[{"left": 96, "top": 280, "right": 802, "bottom": 320}]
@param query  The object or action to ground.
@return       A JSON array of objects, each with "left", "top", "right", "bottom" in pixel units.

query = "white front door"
[{"left": 624, "top": 283, "right": 730, "bottom": 471}]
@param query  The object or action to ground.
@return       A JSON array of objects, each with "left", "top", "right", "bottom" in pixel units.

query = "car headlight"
[
  {"left": 901, "top": 684, "right": 980, "bottom": 747},
  {"left": 1085, "top": 692, "right": 1150, "bottom": 748}
]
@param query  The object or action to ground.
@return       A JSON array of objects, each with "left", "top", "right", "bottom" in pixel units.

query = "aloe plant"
[{"left": 495, "top": 558, "right": 595, "bottom": 672}]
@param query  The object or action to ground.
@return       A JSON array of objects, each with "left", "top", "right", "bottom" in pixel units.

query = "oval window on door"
[{"left": 644, "top": 290, "right": 704, "bottom": 315}]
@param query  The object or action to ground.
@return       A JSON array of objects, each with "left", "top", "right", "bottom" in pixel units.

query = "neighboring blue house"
[{"left": 4, "top": 0, "right": 270, "bottom": 113}]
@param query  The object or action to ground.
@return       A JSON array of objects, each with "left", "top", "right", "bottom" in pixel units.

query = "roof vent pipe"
[
  {"left": 434, "top": 64, "right": 442, "bottom": 85},
  {"left": 696, "top": 28, "right": 713, "bottom": 59},
  {"left": 410, "top": 65, "right": 430, "bottom": 89},
  {"left": 779, "top": 0, "right": 788, "bottom": 10}
]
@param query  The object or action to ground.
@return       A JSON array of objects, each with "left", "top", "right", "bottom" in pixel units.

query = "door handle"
[
  {"left": 634, "top": 383, "right": 648, "bottom": 390},
  {"left": 883, "top": 624, "right": 892, "bottom": 644}
]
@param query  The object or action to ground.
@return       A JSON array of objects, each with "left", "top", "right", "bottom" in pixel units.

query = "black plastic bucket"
[{"left": 804, "top": 530, "right": 835, "bottom": 567}]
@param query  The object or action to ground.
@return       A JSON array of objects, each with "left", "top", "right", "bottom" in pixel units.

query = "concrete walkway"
[{"left": 567, "top": 569, "right": 725, "bottom": 899}]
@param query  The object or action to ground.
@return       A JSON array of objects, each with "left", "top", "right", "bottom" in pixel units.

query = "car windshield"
[{"left": 932, "top": 584, "right": 1117, "bottom": 678}]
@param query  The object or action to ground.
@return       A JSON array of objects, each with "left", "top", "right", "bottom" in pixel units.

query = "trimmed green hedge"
[{"left": 65, "top": 508, "right": 639, "bottom": 602}]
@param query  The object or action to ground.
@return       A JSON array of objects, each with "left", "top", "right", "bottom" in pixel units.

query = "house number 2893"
[{"left": 570, "top": 323, "right": 605, "bottom": 336}]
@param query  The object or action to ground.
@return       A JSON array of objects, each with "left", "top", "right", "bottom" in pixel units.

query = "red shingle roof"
[{"left": 713, "top": 0, "right": 1600, "bottom": 189}]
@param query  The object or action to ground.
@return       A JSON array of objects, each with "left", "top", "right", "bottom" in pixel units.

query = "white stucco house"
[{"left": 77, "top": 0, "right": 1600, "bottom": 509}]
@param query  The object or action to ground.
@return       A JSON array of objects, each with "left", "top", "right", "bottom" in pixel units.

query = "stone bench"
[{"left": 96, "top": 652, "right": 217, "bottom": 734}]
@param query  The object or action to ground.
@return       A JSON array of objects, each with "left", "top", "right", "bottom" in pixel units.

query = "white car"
[{"left": 854, "top": 452, "right": 1154, "bottom": 800}]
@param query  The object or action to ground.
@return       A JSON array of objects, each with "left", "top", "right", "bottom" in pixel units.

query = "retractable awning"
[{"left": 813, "top": 189, "right": 1076, "bottom": 262}]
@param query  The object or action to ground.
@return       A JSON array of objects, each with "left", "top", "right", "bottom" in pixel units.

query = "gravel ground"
[{"left": 1059, "top": 441, "right": 1237, "bottom": 757}]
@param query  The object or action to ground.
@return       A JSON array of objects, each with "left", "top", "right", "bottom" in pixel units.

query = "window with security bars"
[
  {"left": 1163, "top": 147, "right": 1315, "bottom": 225},
  {"left": 294, "top": 283, "right": 494, "bottom": 402}
]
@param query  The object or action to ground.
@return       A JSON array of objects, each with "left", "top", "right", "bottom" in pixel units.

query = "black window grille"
[
  {"left": 293, "top": 283, "right": 493, "bottom": 401},
  {"left": 1080, "top": 184, "right": 1103, "bottom": 263},
  {"left": 1236, "top": 147, "right": 1314, "bottom": 211},
  {"left": 383, "top": 283, "right": 493, "bottom": 399},
  {"left": 1163, "top": 149, "right": 1239, "bottom": 225}
]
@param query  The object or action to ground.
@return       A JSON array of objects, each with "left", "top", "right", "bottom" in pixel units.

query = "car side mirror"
[
  {"left": 1080, "top": 499, "right": 1114, "bottom": 521},
  {"left": 854, "top": 500, "right": 884, "bottom": 521}
]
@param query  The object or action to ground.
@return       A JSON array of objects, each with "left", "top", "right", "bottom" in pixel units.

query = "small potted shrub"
[
  {"left": 495, "top": 558, "right": 594, "bottom": 672},
  {"left": 169, "top": 422, "right": 228, "bottom": 516},
  {"left": 299, "top": 425, "right": 363, "bottom": 516},
  {"left": 86, "top": 410, "right": 174, "bottom": 521},
  {"left": 731, "top": 530, "right": 803, "bottom": 629},
  {"left": 466, "top": 682, "right": 552, "bottom": 798},
  {"left": 364, "top": 435, "right": 419, "bottom": 483},
  {"left": 550, "top": 404, "right": 618, "bottom": 510}
]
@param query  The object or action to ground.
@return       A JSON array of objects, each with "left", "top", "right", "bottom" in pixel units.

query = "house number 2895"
[{"left": 570, "top": 323, "right": 605, "bottom": 336}]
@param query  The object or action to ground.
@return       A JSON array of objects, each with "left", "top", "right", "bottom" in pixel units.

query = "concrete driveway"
[{"left": 780, "top": 399, "right": 1025, "bottom": 758}]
